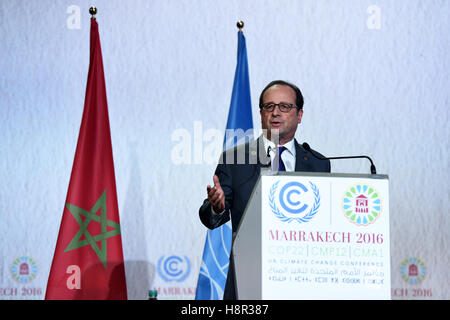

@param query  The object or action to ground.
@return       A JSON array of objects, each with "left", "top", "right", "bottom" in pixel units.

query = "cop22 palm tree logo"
[
  {"left": 400, "top": 257, "right": 427, "bottom": 284},
  {"left": 10, "top": 256, "right": 37, "bottom": 284},
  {"left": 342, "top": 184, "right": 382, "bottom": 226},
  {"left": 269, "top": 181, "right": 320, "bottom": 224}
]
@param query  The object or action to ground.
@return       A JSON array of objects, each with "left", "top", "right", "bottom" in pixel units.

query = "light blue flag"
[{"left": 195, "top": 31, "right": 253, "bottom": 300}]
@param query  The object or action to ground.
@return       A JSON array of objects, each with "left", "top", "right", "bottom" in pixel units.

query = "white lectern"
[{"left": 232, "top": 171, "right": 390, "bottom": 300}]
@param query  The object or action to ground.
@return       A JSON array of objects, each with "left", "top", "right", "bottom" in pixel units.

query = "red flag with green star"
[{"left": 45, "top": 18, "right": 127, "bottom": 300}]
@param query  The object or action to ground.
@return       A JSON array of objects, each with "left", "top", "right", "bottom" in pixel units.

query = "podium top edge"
[{"left": 259, "top": 170, "right": 389, "bottom": 180}]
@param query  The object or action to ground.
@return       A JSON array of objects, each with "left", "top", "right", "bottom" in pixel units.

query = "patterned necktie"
[{"left": 277, "top": 146, "right": 287, "bottom": 171}]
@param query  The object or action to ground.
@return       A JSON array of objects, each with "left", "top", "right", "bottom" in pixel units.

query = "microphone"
[
  {"left": 260, "top": 145, "right": 272, "bottom": 168},
  {"left": 302, "top": 142, "right": 377, "bottom": 174},
  {"left": 267, "top": 145, "right": 272, "bottom": 158}
]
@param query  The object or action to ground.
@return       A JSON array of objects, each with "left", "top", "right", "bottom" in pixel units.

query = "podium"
[{"left": 232, "top": 171, "right": 390, "bottom": 300}]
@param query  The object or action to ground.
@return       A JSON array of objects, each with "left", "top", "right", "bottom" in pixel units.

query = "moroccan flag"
[
  {"left": 45, "top": 18, "right": 127, "bottom": 300},
  {"left": 195, "top": 30, "right": 253, "bottom": 300}
]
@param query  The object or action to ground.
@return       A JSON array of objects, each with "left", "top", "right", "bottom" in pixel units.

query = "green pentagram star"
[{"left": 64, "top": 190, "right": 121, "bottom": 269}]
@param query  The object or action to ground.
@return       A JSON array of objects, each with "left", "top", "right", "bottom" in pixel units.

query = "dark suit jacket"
[{"left": 199, "top": 136, "right": 330, "bottom": 299}]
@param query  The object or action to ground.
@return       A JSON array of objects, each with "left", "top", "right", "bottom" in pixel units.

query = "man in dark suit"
[{"left": 199, "top": 80, "right": 330, "bottom": 299}]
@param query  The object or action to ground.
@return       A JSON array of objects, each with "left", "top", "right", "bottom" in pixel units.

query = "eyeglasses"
[{"left": 260, "top": 103, "right": 297, "bottom": 113}]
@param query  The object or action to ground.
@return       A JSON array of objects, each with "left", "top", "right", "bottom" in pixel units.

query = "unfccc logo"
[
  {"left": 157, "top": 255, "right": 191, "bottom": 282},
  {"left": 269, "top": 180, "right": 320, "bottom": 224}
]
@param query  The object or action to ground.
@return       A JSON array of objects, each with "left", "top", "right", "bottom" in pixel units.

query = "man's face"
[{"left": 260, "top": 84, "right": 303, "bottom": 145}]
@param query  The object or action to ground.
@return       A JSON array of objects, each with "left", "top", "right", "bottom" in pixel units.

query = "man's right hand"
[{"left": 207, "top": 175, "right": 225, "bottom": 213}]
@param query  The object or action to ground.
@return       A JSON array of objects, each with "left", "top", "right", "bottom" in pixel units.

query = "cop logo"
[
  {"left": 400, "top": 257, "right": 427, "bottom": 285},
  {"left": 10, "top": 256, "right": 37, "bottom": 284},
  {"left": 342, "top": 184, "right": 382, "bottom": 226},
  {"left": 269, "top": 180, "right": 320, "bottom": 224},
  {"left": 157, "top": 255, "right": 191, "bottom": 282}
]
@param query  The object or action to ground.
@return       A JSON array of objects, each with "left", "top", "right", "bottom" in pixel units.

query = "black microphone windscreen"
[{"left": 302, "top": 142, "right": 311, "bottom": 152}]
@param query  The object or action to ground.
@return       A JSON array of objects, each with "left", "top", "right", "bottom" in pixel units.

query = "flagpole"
[
  {"left": 237, "top": 20, "right": 244, "bottom": 32},
  {"left": 89, "top": 6, "right": 97, "bottom": 19},
  {"left": 46, "top": 4, "right": 128, "bottom": 300},
  {"left": 195, "top": 19, "right": 253, "bottom": 300}
]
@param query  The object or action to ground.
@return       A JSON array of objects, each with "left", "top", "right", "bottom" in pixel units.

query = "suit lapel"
[
  {"left": 251, "top": 135, "right": 270, "bottom": 167},
  {"left": 245, "top": 136, "right": 270, "bottom": 183},
  {"left": 294, "top": 139, "right": 310, "bottom": 172}
]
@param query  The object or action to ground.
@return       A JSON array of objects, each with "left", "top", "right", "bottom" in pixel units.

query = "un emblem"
[{"left": 269, "top": 180, "right": 320, "bottom": 224}]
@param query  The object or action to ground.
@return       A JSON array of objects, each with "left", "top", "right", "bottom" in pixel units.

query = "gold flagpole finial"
[
  {"left": 89, "top": 7, "right": 97, "bottom": 19},
  {"left": 237, "top": 21, "right": 244, "bottom": 32}
]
